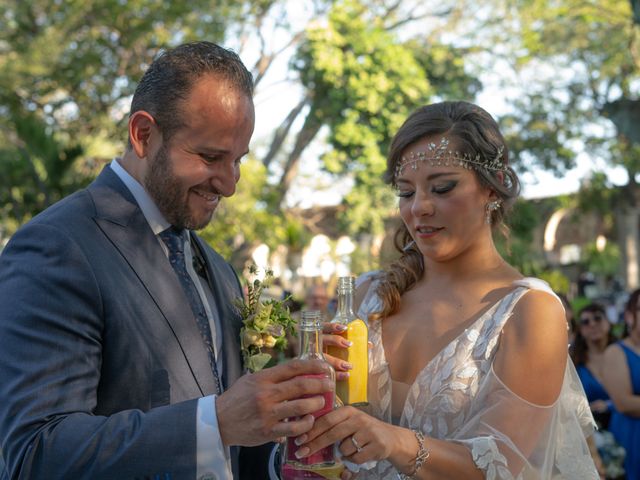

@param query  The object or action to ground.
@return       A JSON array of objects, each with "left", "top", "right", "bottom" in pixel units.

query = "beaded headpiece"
[{"left": 394, "top": 137, "right": 506, "bottom": 182}]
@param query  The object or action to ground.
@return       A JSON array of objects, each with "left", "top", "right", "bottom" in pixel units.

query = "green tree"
[
  {"left": 0, "top": 0, "right": 254, "bottom": 232},
  {"left": 497, "top": 198, "right": 545, "bottom": 275},
  {"left": 484, "top": 0, "right": 640, "bottom": 287},
  {"left": 0, "top": 0, "right": 482, "bottom": 275},
  {"left": 209, "top": 0, "right": 483, "bottom": 271},
  {"left": 282, "top": 0, "right": 481, "bottom": 243}
]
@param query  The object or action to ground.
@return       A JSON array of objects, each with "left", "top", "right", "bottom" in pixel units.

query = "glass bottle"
[
  {"left": 280, "top": 310, "right": 343, "bottom": 480},
  {"left": 326, "top": 276, "right": 368, "bottom": 406}
]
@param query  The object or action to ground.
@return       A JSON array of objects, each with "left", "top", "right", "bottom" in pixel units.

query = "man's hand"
[{"left": 216, "top": 359, "right": 334, "bottom": 446}]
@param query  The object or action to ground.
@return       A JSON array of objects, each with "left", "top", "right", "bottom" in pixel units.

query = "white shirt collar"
[{"left": 110, "top": 158, "right": 171, "bottom": 235}]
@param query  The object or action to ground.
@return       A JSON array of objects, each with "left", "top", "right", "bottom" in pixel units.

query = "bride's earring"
[
  {"left": 403, "top": 240, "right": 416, "bottom": 252},
  {"left": 485, "top": 200, "right": 501, "bottom": 225}
]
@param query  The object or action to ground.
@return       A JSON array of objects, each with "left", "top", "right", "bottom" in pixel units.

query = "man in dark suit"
[{"left": 0, "top": 41, "right": 332, "bottom": 479}]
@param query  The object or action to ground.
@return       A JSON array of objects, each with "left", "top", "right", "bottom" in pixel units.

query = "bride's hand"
[
  {"left": 341, "top": 468, "right": 355, "bottom": 480},
  {"left": 321, "top": 322, "right": 352, "bottom": 381},
  {"left": 292, "top": 406, "right": 409, "bottom": 466}
]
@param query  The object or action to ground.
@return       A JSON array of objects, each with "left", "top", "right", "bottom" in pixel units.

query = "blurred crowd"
[{"left": 565, "top": 287, "right": 640, "bottom": 480}]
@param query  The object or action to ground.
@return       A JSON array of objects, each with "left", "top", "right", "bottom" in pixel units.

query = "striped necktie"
[{"left": 159, "top": 227, "right": 222, "bottom": 394}]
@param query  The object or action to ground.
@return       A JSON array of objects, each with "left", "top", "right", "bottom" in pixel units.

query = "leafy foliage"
[
  {"left": 576, "top": 172, "right": 620, "bottom": 216},
  {"left": 471, "top": 0, "right": 640, "bottom": 286},
  {"left": 581, "top": 241, "right": 621, "bottom": 278},
  {"left": 236, "top": 265, "right": 297, "bottom": 372},
  {"left": 537, "top": 269, "right": 570, "bottom": 295},
  {"left": 0, "top": 0, "right": 246, "bottom": 235},
  {"left": 292, "top": 0, "right": 480, "bottom": 238},
  {"left": 6, "top": 0, "right": 628, "bottom": 288},
  {"left": 501, "top": 1, "right": 638, "bottom": 174},
  {"left": 0, "top": 0, "right": 482, "bottom": 272},
  {"left": 496, "top": 199, "right": 544, "bottom": 274},
  {"left": 0, "top": 107, "right": 87, "bottom": 230}
]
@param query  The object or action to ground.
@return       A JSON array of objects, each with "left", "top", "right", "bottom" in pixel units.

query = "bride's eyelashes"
[
  {"left": 431, "top": 180, "right": 457, "bottom": 195},
  {"left": 395, "top": 180, "right": 458, "bottom": 198},
  {"left": 396, "top": 189, "right": 414, "bottom": 199}
]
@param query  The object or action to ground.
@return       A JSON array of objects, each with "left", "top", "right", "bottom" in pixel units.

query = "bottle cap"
[
  {"left": 337, "top": 276, "right": 355, "bottom": 293},
  {"left": 300, "top": 310, "right": 322, "bottom": 330}
]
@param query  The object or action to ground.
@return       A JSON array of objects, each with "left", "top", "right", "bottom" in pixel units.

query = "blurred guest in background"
[
  {"left": 571, "top": 303, "right": 621, "bottom": 478},
  {"left": 604, "top": 288, "right": 640, "bottom": 480},
  {"left": 304, "top": 282, "right": 331, "bottom": 320},
  {"left": 572, "top": 303, "right": 617, "bottom": 430}
]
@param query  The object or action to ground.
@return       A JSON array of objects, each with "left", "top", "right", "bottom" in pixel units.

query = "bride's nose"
[{"left": 410, "top": 190, "right": 435, "bottom": 217}]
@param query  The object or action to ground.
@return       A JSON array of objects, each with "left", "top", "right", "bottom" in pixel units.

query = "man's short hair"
[{"left": 129, "top": 41, "right": 254, "bottom": 145}]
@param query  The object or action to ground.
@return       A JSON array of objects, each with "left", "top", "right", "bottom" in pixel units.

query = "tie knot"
[{"left": 159, "top": 227, "right": 185, "bottom": 255}]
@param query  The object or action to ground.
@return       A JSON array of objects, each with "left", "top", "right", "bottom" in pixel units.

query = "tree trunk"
[
  {"left": 262, "top": 96, "right": 309, "bottom": 169},
  {"left": 275, "top": 113, "right": 322, "bottom": 207},
  {"left": 617, "top": 208, "right": 640, "bottom": 289},
  {"left": 616, "top": 181, "right": 640, "bottom": 290}
]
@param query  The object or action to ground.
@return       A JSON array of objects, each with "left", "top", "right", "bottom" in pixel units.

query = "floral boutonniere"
[{"left": 236, "top": 265, "right": 297, "bottom": 372}]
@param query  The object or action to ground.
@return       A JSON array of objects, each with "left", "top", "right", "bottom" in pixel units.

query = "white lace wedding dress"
[{"left": 355, "top": 274, "right": 598, "bottom": 479}]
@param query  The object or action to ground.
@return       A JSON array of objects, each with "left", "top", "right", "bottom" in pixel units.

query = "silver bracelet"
[{"left": 399, "top": 430, "right": 430, "bottom": 479}]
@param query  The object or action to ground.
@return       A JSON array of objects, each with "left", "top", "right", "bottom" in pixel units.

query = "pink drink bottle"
[{"left": 280, "top": 310, "right": 342, "bottom": 480}]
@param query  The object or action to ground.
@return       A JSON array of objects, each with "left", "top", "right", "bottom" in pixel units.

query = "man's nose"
[{"left": 212, "top": 162, "right": 240, "bottom": 197}]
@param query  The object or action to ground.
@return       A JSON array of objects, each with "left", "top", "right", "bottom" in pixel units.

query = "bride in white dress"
[{"left": 294, "top": 101, "right": 598, "bottom": 479}]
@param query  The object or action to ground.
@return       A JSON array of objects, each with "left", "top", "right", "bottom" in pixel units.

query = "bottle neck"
[
  {"left": 298, "top": 327, "right": 323, "bottom": 360},
  {"left": 334, "top": 288, "right": 355, "bottom": 322}
]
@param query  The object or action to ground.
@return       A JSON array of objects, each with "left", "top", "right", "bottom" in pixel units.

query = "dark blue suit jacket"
[{"left": 0, "top": 166, "right": 246, "bottom": 479}]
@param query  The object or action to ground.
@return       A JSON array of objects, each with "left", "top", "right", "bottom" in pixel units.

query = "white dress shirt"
[{"left": 110, "top": 159, "right": 232, "bottom": 479}]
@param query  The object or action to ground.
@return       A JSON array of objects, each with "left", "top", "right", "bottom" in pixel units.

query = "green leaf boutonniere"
[{"left": 236, "top": 265, "right": 297, "bottom": 372}]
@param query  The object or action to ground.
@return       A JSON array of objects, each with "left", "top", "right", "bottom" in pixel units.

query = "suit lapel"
[{"left": 89, "top": 167, "right": 217, "bottom": 396}]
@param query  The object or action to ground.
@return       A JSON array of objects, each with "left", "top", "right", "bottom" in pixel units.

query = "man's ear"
[{"left": 128, "top": 111, "right": 159, "bottom": 158}]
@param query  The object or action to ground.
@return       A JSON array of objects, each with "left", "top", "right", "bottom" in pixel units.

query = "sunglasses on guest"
[{"left": 579, "top": 313, "right": 606, "bottom": 326}]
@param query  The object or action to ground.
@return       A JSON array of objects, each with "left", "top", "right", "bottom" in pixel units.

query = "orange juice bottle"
[{"left": 326, "top": 276, "right": 368, "bottom": 406}]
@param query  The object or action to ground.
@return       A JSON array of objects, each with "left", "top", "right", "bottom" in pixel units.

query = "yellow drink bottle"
[{"left": 326, "top": 276, "right": 368, "bottom": 406}]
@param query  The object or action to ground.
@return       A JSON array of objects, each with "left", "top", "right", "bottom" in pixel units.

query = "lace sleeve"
[{"left": 451, "top": 362, "right": 597, "bottom": 479}]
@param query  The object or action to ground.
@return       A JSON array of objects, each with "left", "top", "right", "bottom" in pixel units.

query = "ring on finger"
[{"left": 350, "top": 435, "right": 363, "bottom": 453}]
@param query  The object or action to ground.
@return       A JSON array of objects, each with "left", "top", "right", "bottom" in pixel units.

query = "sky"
[{"left": 518, "top": 160, "right": 627, "bottom": 199}]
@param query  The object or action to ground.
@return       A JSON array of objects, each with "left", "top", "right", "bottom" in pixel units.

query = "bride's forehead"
[
  {"left": 395, "top": 162, "right": 471, "bottom": 183},
  {"left": 395, "top": 138, "right": 474, "bottom": 180}
]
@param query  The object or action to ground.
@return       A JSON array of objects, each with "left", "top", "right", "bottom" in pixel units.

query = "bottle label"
[{"left": 326, "top": 319, "right": 368, "bottom": 406}]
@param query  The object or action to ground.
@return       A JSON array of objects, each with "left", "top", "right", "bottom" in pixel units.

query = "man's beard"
[{"left": 144, "top": 144, "right": 214, "bottom": 230}]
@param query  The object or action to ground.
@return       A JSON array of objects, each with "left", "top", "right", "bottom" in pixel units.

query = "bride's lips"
[{"left": 415, "top": 225, "right": 443, "bottom": 238}]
